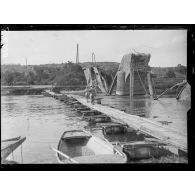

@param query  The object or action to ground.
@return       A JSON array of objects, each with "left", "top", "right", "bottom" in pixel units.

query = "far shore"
[{"left": 1, "top": 85, "right": 52, "bottom": 89}]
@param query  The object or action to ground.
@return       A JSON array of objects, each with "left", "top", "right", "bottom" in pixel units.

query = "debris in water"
[{"left": 158, "top": 121, "right": 173, "bottom": 125}]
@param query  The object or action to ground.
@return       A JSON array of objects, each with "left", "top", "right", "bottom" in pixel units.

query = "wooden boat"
[
  {"left": 1, "top": 136, "right": 26, "bottom": 160},
  {"left": 53, "top": 130, "right": 127, "bottom": 163},
  {"left": 81, "top": 110, "right": 102, "bottom": 117},
  {"left": 104, "top": 125, "right": 127, "bottom": 135},
  {"left": 66, "top": 101, "right": 80, "bottom": 106},
  {"left": 119, "top": 141, "right": 166, "bottom": 160},
  {"left": 1, "top": 159, "right": 19, "bottom": 164},
  {"left": 84, "top": 114, "right": 111, "bottom": 123},
  {"left": 42, "top": 90, "right": 54, "bottom": 97},
  {"left": 54, "top": 93, "right": 63, "bottom": 98},
  {"left": 42, "top": 90, "right": 62, "bottom": 97},
  {"left": 75, "top": 105, "right": 91, "bottom": 111},
  {"left": 96, "top": 122, "right": 128, "bottom": 134},
  {"left": 76, "top": 107, "right": 91, "bottom": 112}
]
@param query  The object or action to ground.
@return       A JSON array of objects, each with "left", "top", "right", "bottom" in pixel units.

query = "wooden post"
[{"left": 147, "top": 72, "right": 153, "bottom": 96}]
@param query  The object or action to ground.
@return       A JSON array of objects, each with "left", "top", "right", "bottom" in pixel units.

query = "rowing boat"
[
  {"left": 42, "top": 90, "right": 62, "bottom": 98},
  {"left": 53, "top": 130, "right": 127, "bottom": 163},
  {"left": 119, "top": 141, "right": 167, "bottom": 160},
  {"left": 85, "top": 114, "right": 111, "bottom": 123},
  {"left": 1, "top": 136, "right": 26, "bottom": 160}
]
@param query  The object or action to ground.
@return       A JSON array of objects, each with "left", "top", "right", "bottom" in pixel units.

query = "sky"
[{"left": 1, "top": 30, "right": 187, "bottom": 67}]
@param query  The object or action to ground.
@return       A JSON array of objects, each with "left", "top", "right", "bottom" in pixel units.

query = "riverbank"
[
  {"left": 1, "top": 75, "right": 185, "bottom": 96},
  {"left": 1, "top": 85, "right": 86, "bottom": 96}
]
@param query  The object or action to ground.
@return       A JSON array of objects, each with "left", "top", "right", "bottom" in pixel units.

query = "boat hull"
[
  {"left": 56, "top": 130, "right": 127, "bottom": 164},
  {"left": 120, "top": 141, "right": 167, "bottom": 160},
  {"left": 1, "top": 137, "right": 26, "bottom": 160}
]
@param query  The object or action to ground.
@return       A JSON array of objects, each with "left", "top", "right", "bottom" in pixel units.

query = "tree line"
[
  {"left": 1, "top": 62, "right": 87, "bottom": 86},
  {"left": 1, "top": 62, "right": 186, "bottom": 86}
]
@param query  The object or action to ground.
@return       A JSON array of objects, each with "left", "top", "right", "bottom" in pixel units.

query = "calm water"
[
  {"left": 100, "top": 95, "right": 189, "bottom": 135},
  {"left": 1, "top": 94, "right": 189, "bottom": 163},
  {"left": 1, "top": 95, "right": 88, "bottom": 163}
]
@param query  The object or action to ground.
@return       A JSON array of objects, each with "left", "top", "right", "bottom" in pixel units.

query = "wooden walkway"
[{"left": 67, "top": 94, "right": 187, "bottom": 153}]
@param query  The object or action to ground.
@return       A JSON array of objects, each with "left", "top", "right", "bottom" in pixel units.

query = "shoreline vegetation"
[{"left": 1, "top": 62, "right": 186, "bottom": 96}]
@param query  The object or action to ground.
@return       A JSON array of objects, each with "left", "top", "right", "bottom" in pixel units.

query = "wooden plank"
[
  {"left": 67, "top": 94, "right": 187, "bottom": 153},
  {"left": 108, "top": 73, "right": 117, "bottom": 95},
  {"left": 93, "top": 67, "right": 107, "bottom": 93}
]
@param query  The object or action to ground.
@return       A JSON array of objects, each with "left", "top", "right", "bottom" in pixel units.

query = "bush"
[
  {"left": 3, "top": 71, "right": 14, "bottom": 85},
  {"left": 176, "top": 64, "right": 187, "bottom": 75},
  {"left": 166, "top": 70, "right": 176, "bottom": 78}
]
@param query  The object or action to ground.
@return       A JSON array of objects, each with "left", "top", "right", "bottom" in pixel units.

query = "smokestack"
[{"left": 76, "top": 44, "right": 79, "bottom": 64}]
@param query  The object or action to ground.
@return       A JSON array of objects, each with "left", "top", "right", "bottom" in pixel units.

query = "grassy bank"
[{"left": 152, "top": 77, "right": 185, "bottom": 95}]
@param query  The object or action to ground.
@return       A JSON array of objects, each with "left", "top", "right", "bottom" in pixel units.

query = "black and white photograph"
[{"left": 0, "top": 25, "right": 192, "bottom": 169}]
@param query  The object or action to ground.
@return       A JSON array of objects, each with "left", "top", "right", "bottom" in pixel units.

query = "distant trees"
[
  {"left": 0, "top": 62, "right": 86, "bottom": 86},
  {"left": 166, "top": 70, "right": 176, "bottom": 78},
  {"left": 176, "top": 64, "right": 187, "bottom": 74},
  {"left": 1, "top": 70, "right": 30, "bottom": 85},
  {"left": 1, "top": 61, "right": 188, "bottom": 87},
  {"left": 26, "top": 71, "right": 36, "bottom": 85},
  {"left": 55, "top": 62, "right": 86, "bottom": 86},
  {"left": 3, "top": 71, "right": 14, "bottom": 85}
]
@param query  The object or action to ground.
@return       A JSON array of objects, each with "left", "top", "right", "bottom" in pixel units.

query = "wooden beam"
[
  {"left": 147, "top": 72, "right": 153, "bottom": 96},
  {"left": 108, "top": 73, "right": 117, "bottom": 95}
]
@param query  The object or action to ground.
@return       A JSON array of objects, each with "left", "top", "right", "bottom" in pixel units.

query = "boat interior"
[{"left": 58, "top": 130, "right": 117, "bottom": 162}]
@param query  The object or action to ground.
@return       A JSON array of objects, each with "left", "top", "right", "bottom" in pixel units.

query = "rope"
[{"left": 136, "top": 69, "right": 148, "bottom": 95}]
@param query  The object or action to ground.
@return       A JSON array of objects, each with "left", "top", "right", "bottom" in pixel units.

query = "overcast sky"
[{"left": 1, "top": 30, "right": 187, "bottom": 67}]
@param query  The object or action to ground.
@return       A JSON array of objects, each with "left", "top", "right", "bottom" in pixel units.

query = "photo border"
[{"left": 1, "top": 24, "right": 194, "bottom": 171}]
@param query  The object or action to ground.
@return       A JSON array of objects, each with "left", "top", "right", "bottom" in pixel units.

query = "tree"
[
  {"left": 166, "top": 70, "right": 176, "bottom": 78},
  {"left": 4, "top": 71, "right": 14, "bottom": 85},
  {"left": 176, "top": 64, "right": 187, "bottom": 75},
  {"left": 67, "top": 61, "right": 73, "bottom": 65},
  {"left": 26, "top": 71, "right": 36, "bottom": 85}
]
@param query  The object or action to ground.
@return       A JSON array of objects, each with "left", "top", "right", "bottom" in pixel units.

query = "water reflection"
[{"left": 100, "top": 94, "right": 189, "bottom": 134}]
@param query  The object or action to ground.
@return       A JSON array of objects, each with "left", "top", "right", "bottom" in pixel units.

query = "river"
[
  {"left": 1, "top": 94, "right": 189, "bottom": 163},
  {"left": 1, "top": 95, "right": 88, "bottom": 163}
]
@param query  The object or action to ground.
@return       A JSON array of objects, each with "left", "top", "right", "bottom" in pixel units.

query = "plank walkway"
[{"left": 67, "top": 94, "right": 187, "bottom": 153}]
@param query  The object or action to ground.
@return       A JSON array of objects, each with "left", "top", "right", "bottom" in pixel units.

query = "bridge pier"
[{"left": 129, "top": 68, "right": 134, "bottom": 98}]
